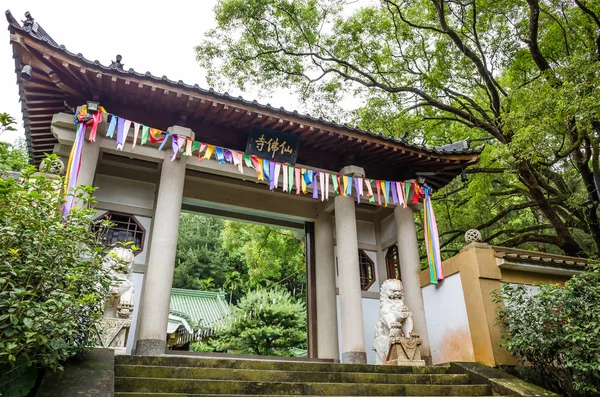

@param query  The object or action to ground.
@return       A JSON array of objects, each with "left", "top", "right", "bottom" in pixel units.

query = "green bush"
[
  {"left": 0, "top": 165, "right": 114, "bottom": 395},
  {"left": 495, "top": 266, "right": 600, "bottom": 396},
  {"left": 190, "top": 341, "right": 215, "bottom": 353},
  {"left": 212, "top": 288, "right": 306, "bottom": 356}
]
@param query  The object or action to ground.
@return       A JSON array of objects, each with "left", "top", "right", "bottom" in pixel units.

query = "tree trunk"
[{"left": 516, "top": 161, "right": 584, "bottom": 256}]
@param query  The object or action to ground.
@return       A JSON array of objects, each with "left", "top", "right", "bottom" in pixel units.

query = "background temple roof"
[{"left": 169, "top": 288, "right": 230, "bottom": 337}]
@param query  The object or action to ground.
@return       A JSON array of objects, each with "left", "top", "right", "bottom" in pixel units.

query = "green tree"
[
  {"left": 212, "top": 288, "right": 306, "bottom": 356},
  {"left": 220, "top": 221, "right": 306, "bottom": 297},
  {"left": 0, "top": 113, "right": 28, "bottom": 172},
  {"left": 0, "top": 113, "right": 17, "bottom": 136},
  {"left": 173, "top": 213, "right": 229, "bottom": 290},
  {"left": 198, "top": 0, "right": 600, "bottom": 258},
  {"left": 0, "top": 164, "right": 113, "bottom": 396},
  {"left": 495, "top": 267, "right": 600, "bottom": 396}
]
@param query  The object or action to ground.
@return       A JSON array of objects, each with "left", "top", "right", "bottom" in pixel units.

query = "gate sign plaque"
[{"left": 245, "top": 125, "right": 301, "bottom": 165}]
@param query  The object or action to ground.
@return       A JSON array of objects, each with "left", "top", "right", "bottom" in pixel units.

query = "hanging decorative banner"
[
  {"left": 423, "top": 186, "right": 443, "bottom": 283},
  {"left": 295, "top": 167, "right": 301, "bottom": 195},
  {"left": 287, "top": 165, "right": 294, "bottom": 193},
  {"left": 132, "top": 122, "right": 141, "bottom": 148},
  {"left": 141, "top": 125, "right": 149, "bottom": 145},
  {"left": 245, "top": 125, "right": 300, "bottom": 164},
  {"left": 283, "top": 164, "right": 289, "bottom": 192},
  {"left": 320, "top": 172, "right": 326, "bottom": 201},
  {"left": 274, "top": 163, "right": 281, "bottom": 189},
  {"left": 70, "top": 104, "right": 444, "bottom": 280},
  {"left": 269, "top": 161, "right": 276, "bottom": 190},
  {"left": 391, "top": 181, "right": 398, "bottom": 205},
  {"left": 301, "top": 168, "right": 307, "bottom": 194},
  {"left": 215, "top": 147, "right": 225, "bottom": 163},
  {"left": 106, "top": 114, "right": 117, "bottom": 138}
]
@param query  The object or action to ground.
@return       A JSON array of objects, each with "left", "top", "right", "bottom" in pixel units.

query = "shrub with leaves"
[
  {"left": 0, "top": 165, "right": 113, "bottom": 395},
  {"left": 213, "top": 288, "right": 306, "bottom": 356},
  {"left": 495, "top": 267, "right": 600, "bottom": 397}
]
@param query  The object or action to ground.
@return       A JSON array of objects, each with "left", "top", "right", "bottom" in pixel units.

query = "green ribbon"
[
  {"left": 244, "top": 154, "right": 252, "bottom": 168},
  {"left": 141, "top": 125, "right": 149, "bottom": 145}
]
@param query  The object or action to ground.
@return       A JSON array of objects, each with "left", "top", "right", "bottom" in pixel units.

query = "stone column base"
[
  {"left": 341, "top": 351, "right": 367, "bottom": 364},
  {"left": 135, "top": 339, "right": 165, "bottom": 356}
]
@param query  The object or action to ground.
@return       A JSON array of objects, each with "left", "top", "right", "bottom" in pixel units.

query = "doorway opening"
[{"left": 168, "top": 210, "right": 309, "bottom": 358}]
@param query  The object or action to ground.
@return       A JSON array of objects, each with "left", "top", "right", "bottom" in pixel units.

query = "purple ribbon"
[
  {"left": 391, "top": 181, "right": 399, "bottom": 204},
  {"left": 355, "top": 177, "right": 361, "bottom": 204},
  {"left": 312, "top": 172, "right": 318, "bottom": 199},
  {"left": 170, "top": 134, "right": 180, "bottom": 161},
  {"left": 269, "top": 161, "right": 276, "bottom": 190},
  {"left": 223, "top": 149, "right": 233, "bottom": 163},
  {"left": 116, "top": 117, "right": 125, "bottom": 147}
]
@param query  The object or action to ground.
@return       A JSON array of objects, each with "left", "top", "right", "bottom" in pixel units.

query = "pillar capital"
[
  {"left": 167, "top": 125, "right": 195, "bottom": 140},
  {"left": 339, "top": 165, "right": 365, "bottom": 178}
]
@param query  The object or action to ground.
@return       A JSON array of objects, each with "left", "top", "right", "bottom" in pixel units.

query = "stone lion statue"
[
  {"left": 373, "top": 279, "right": 415, "bottom": 362},
  {"left": 102, "top": 247, "right": 135, "bottom": 318}
]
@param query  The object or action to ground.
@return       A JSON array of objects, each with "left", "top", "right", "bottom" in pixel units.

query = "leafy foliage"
[
  {"left": 495, "top": 267, "right": 600, "bottom": 396},
  {"left": 174, "top": 213, "right": 306, "bottom": 303},
  {"left": 197, "top": 0, "right": 600, "bottom": 259},
  {"left": 190, "top": 341, "right": 215, "bottom": 353},
  {"left": 0, "top": 113, "right": 17, "bottom": 135},
  {"left": 212, "top": 289, "right": 306, "bottom": 356},
  {"left": 0, "top": 165, "right": 113, "bottom": 395},
  {"left": 0, "top": 141, "right": 29, "bottom": 173}
]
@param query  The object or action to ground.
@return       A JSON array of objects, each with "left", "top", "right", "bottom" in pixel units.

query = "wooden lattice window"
[
  {"left": 386, "top": 244, "right": 401, "bottom": 280},
  {"left": 94, "top": 212, "right": 145, "bottom": 254},
  {"left": 358, "top": 250, "right": 376, "bottom": 291}
]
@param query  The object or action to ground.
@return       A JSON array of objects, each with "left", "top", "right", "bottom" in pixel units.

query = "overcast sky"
[{"left": 0, "top": 1, "right": 308, "bottom": 144}]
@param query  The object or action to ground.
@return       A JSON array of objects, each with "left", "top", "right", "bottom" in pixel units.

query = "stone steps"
[
  {"left": 115, "top": 365, "right": 470, "bottom": 384},
  {"left": 115, "top": 378, "right": 492, "bottom": 396},
  {"left": 116, "top": 355, "right": 450, "bottom": 374},
  {"left": 115, "top": 395, "right": 500, "bottom": 397},
  {"left": 114, "top": 355, "right": 495, "bottom": 396}
]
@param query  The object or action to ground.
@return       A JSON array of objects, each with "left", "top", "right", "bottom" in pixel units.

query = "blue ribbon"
[
  {"left": 106, "top": 114, "right": 117, "bottom": 138},
  {"left": 158, "top": 132, "right": 171, "bottom": 151},
  {"left": 215, "top": 147, "right": 225, "bottom": 163}
]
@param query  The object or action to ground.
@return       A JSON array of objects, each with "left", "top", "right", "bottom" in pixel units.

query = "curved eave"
[{"left": 6, "top": 10, "right": 481, "bottom": 189}]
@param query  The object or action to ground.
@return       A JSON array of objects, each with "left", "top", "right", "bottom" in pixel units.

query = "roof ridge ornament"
[{"left": 110, "top": 54, "right": 124, "bottom": 70}]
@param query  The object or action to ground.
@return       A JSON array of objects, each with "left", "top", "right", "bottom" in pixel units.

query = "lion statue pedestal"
[{"left": 373, "top": 279, "right": 425, "bottom": 366}]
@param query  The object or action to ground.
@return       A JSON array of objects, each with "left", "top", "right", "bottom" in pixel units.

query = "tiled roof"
[
  {"left": 169, "top": 288, "right": 230, "bottom": 334},
  {"left": 493, "top": 246, "right": 588, "bottom": 270},
  {"left": 5, "top": 10, "right": 480, "bottom": 157}
]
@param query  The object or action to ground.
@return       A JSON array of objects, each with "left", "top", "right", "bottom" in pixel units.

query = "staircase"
[{"left": 114, "top": 355, "right": 499, "bottom": 397}]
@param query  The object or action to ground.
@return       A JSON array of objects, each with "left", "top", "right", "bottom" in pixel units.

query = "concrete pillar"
[
  {"left": 334, "top": 195, "right": 367, "bottom": 364},
  {"left": 135, "top": 126, "right": 191, "bottom": 356},
  {"left": 314, "top": 208, "right": 339, "bottom": 361},
  {"left": 394, "top": 205, "right": 431, "bottom": 357},
  {"left": 72, "top": 139, "right": 100, "bottom": 207}
]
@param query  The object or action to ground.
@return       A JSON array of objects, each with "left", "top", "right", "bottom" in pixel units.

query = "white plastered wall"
[{"left": 422, "top": 273, "right": 475, "bottom": 364}]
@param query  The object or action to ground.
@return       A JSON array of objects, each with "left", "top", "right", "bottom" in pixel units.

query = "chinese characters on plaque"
[{"left": 245, "top": 126, "right": 301, "bottom": 164}]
